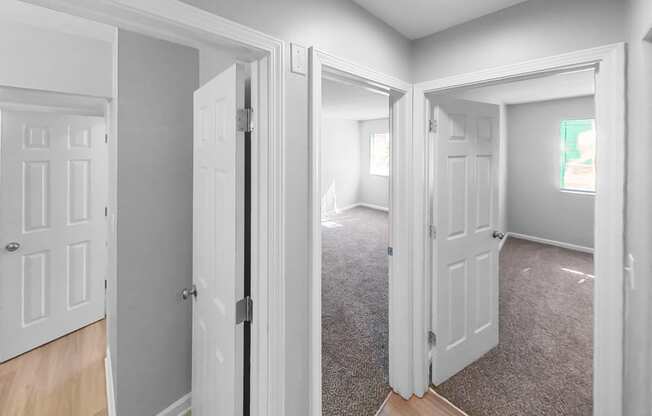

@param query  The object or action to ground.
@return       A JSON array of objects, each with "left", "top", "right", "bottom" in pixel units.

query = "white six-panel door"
[
  {"left": 0, "top": 110, "right": 107, "bottom": 362},
  {"left": 431, "top": 97, "right": 500, "bottom": 384},
  {"left": 192, "top": 64, "right": 246, "bottom": 416}
]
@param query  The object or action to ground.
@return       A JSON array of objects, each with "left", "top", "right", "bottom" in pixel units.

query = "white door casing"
[
  {"left": 192, "top": 63, "right": 246, "bottom": 416},
  {"left": 0, "top": 110, "right": 107, "bottom": 362},
  {"left": 431, "top": 97, "right": 499, "bottom": 384}
]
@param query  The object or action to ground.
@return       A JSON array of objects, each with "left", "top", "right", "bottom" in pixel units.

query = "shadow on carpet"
[{"left": 322, "top": 207, "right": 390, "bottom": 416}]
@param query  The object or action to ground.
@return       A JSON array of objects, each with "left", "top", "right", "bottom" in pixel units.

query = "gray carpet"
[
  {"left": 435, "top": 237, "right": 594, "bottom": 416},
  {"left": 322, "top": 207, "right": 390, "bottom": 416}
]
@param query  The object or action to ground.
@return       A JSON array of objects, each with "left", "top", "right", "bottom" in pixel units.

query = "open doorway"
[
  {"left": 320, "top": 77, "right": 391, "bottom": 415},
  {"left": 427, "top": 69, "right": 597, "bottom": 415}
]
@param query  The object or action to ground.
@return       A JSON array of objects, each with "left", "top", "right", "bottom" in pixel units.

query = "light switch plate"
[{"left": 290, "top": 43, "right": 307, "bottom": 75}]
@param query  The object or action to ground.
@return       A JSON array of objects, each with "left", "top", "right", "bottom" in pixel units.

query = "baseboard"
[
  {"left": 105, "top": 348, "right": 116, "bottom": 416},
  {"left": 322, "top": 202, "right": 389, "bottom": 219},
  {"left": 156, "top": 393, "right": 191, "bottom": 416},
  {"left": 357, "top": 203, "right": 389, "bottom": 212},
  {"left": 507, "top": 232, "right": 594, "bottom": 254},
  {"left": 498, "top": 234, "right": 508, "bottom": 251}
]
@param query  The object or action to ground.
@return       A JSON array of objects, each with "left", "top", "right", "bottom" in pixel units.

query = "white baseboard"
[
  {"left": 156, "top": 393, "right": 191, "bottom": 416},
  {"left": 105, "top": 348, "right": 116, "bottom": 416},
  {"left": 322, "top": 203, "right": 389, "bottom": 219},
  {"left": 507, "top": 232, "right": 594, "bottom": 254},
  {"left": 357, "top": 202, "right": 389, "bottom": 212}
]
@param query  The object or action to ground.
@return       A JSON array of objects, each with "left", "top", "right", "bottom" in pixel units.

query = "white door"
[
  {"left": 192, "top": 63, "right": 246, "bottom": 416},
  {"left": 0, "top": 110, "right": 107, "bottom": 362},
  {"left": 431, "top": 97, "right": 500, "bottom": 384}
]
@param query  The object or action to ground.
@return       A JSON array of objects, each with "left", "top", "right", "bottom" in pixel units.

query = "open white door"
[
  {"left": 431, "top": 97, "right": 500, "bottom": 384},
  {"left": 0, "top": 110, "right": 107, "bottom": 362},
  {"left": 192, "top": 63, "right": 247, "bottom": 415}
]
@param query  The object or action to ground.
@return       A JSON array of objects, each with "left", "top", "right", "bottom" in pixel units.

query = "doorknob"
[
  {"left": 181, "top": 284, "right": 197, "bottom": 300},
  {"left": 5, "top": 242, "right": 20, "bottom": 252},
  {"left": 492, "top": 231, "right": 505, "bottom": 240}
]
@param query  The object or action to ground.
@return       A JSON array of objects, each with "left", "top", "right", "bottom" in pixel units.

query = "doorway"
[
  {"left": 427, "top": 70, "right": 596, "bottom": 415},
  {"left": 417, "top": 43, "right": 625, "bottom": 416},
  {"left": 320, "top": 76, "right": 391, "bottom": 415}
]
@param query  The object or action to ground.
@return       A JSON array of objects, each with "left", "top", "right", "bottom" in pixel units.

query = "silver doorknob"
[
  {"left": 5, "top": 242, "right": 20, "bottom": 252},
  {"left": 181, "top": 285, "right": 197, "bottom": 300},
  {"left": 492, "top": 231, "right": 505, "bottom": 240}
]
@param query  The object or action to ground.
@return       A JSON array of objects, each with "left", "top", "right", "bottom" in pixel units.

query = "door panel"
[
  {"left": 431, "top": 97, "right": 499, "bottom": 384},
  {"left": 193, "top": 63, "right": 246, "bottom": 416},
  {"left": 0, "top": 111, "right": 107, "bottom": 362}
]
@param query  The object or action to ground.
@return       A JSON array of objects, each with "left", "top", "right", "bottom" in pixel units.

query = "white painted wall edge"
[
  {"left": 506, "top": 232, "right": 594, "bottom": 254},
  {"left": 155, "top": 392, "right": 191, "bottom": 416},
  {"left": 105, "top": 348, "right": 116, "bottom": 416}
]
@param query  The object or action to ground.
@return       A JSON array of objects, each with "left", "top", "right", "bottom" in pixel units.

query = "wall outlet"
[{"left": 290, "top": 43, "right": 307, "bottom": 75}]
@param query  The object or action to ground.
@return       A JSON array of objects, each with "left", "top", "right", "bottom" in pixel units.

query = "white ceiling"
[
  {"left": 352, "top": 0, "right": 530, "bottom": 40},
  {"left": 0, "top": 0, "right": 115, "bottom": 43},
  {"left": 322, "top": 78, "right": 389, "bottom": 121},
  {"left": 445, "top": 69, "right": 595, "bottom": 105}
]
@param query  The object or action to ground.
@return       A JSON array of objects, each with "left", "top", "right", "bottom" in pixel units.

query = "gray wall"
[
  {"left": 623, "top": 0, "right": 652, "bottom": 414},
  {"left": 177, "top": 1, "right": 411, "bottom": 414},
  {"left": 506, "top": 97, "right": 595, "bottom": 248},
  {"left": 412, "top": 0, "right": 626, "bottom": 82},
  {"left": 321, "top": 118, "right": 361, "bottom": 213},
  {"left": 115, "top": 30, "right": 197, "bottom": 416},
  {"left": 359, "top": 118, "right": 389, "bottom": 209}
]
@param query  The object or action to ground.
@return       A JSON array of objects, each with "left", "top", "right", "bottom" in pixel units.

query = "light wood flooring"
[
  {"left": 376, "top": 389, "right": 467, "bottom": 416},
  {"left": 0, "top": 319, "right": 108, "bottom": 416}
]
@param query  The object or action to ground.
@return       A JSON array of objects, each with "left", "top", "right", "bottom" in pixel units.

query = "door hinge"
[
  {"left": 428, "top": 330, "right": 437, "bottom": 346},
  {"left": 104, "top": 279, "right": 107, "bottom": 289},
  {"left": 236, "top": 296, "right": 253, "bottom": 324},
  {"left": 105, "top": 206, "right": 108, "bottom": 217},
  {"left": 237, "top": 108, "right": 254, "bottom": 133},
  {"left": 387, "top": 246, "right": 393, "bottom": 256},
  {"left": 429, "top": 119, "right": 437, "bottom": 133},
  {"left": 429, "top": 225, "right": 437, "bottom": 239},
  {"left": 105, "top": 134, "right": 108, "bottom": 143}
]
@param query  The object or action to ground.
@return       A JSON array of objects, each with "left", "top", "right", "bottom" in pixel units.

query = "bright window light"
[
  {"left": 560, "top": 119, "right": 596, "bottom": 193},
  {"left": 369, "top": 132, "right": 390, "bottom": 177}
]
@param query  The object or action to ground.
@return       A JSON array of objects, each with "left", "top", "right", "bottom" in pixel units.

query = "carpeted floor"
[
  {"left": 435, "top": 237, "right": 594, "bottom": 416},
  {"left": 322, "top": 207, "right": 390, "bottom": 416}
]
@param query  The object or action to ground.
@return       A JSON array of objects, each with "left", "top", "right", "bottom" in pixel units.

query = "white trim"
[
  {"left": 506, "top": 232, "right": 594, "bottom": 254},
  {"left": 155, "top": 393, "right": 191, "bottom": 416},
  {"left": 358, "top": 203, "right": 389, "bottom": 212},
  {"left": 498, "top": 235, "right": 508, "bottom": 252},
  {"left": 309, "top": 47, "right": 417, "bottom": 416},
  {"left": 105, "top": 348, "right": 116, "bottom": 416},
  {"left": 416, "top": 43, "right": 625, "bottom": 416},
  {"left": 21, "top": 2, "right": 287, "bottom": 416}
]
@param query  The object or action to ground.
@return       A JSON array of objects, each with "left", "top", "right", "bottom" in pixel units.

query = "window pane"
[
  {"left": 369, "top": 133, "right": 390, "bottom": 176},
  {"left": 560, "top": 119, "right": 596, "bottom": 192}
]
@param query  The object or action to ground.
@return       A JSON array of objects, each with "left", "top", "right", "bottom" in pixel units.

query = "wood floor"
[
  {"left": 0, "top": 319, "right": 108, "bottom": 416},
  {"left": 376, "top": 389, "right": 467, "bottom": 416}
]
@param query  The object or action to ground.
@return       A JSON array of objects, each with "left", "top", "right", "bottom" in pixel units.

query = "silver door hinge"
[
  {"left": 429, "top": 225, "right": 437, "bottom": 239},
  {"left": 237, "top": 108, "right": 254, "bottom": 133},
  {"left": 387, "top": 246, "right": 393, "bottom": 256},
  {"left": 429, "top": 119, "right": 437, "bottom": 133},
  {"left": 105, "top": 206, "right": 108, "bottom": 217},
  {"left": 105, "top": 134, "right": 108, "bottom": 143},
  {"left": 104, "top": 280, "right": 107, "bottom": 289},
  {"left": 236, "top": 296, "right": 253, "bottom": 324},
  {"left": 428, "top": 330, "right": 437, "bottom": 346}
]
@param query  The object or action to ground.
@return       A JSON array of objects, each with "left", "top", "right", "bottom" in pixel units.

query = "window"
[
  {"left": 560, "top": 119, "right": 596, "bottom": 193},
  {"left": 369, "top": 132, "right": 390, "bottom": 176}
]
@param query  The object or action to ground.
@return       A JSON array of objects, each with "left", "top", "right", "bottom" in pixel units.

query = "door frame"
[
  {"left": 414, "top": 43, "right": 626, "bottom": 416},
  {"left": 308, "top": 48, "right": 424, "bottom": 415},
  {"left": 21, "top": 1, "right": 286, "bottom": 415}
]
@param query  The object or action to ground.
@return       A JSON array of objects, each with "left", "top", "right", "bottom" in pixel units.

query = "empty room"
[
  {"left": 427, "top": 70, "right": 596, "bottom": 415},
  {"left": 320, "top": 77, "right": 391, "bottom": 415}
]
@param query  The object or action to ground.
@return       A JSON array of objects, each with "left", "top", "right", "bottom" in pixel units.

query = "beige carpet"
[
  {"left": 435, "top": 237, "right": 593, "bottom": 416},
  {"left": 321, "top": 207, "right": 390, "bottom": 416}
]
